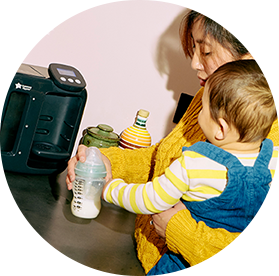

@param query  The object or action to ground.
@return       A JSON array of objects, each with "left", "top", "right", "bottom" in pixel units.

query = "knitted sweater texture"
[{"left": 101, "top": 87, "right": 279, "bottom": 273}]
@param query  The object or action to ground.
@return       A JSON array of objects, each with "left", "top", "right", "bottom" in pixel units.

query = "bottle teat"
[{"left": 75, "top": 147, "right": 106, "bottom": 178}]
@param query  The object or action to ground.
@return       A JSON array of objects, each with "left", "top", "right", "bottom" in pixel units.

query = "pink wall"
[{"left": 22, "top": 1, "right": 200, "bottom": 150}]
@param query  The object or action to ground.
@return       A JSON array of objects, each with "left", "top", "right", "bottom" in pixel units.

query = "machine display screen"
[
  {"left": 48, "top": 63, "right": 86, "bottom": 92},
  {"left": 57, "top": 68, "right": 76, "bottom": 77}
]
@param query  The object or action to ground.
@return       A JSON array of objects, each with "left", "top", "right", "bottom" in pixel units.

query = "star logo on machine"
[
  {"left": 15, "top": 82, "right": 22, "bottom": 89},
  {"left": 15, "top": 82, "right": 32, "bottom": 91}
]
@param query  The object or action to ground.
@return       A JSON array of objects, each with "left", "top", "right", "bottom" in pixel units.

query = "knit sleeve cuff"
[
  {"left": 100, "top": 147, "right": 128, "bottom": 180},
  {"left": 165, "top": 209, "right": 199, "bottom": 265},
  {"left": 100, "top": 144, "right": 159, "bottom": 183}
]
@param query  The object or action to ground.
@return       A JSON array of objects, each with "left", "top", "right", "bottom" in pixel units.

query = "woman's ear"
[
  {"left": 215, "top": 118, "right": 229, "bottom": 140},
  {"left": 242, "top": 43, "right": 267, "bottom": 61}
]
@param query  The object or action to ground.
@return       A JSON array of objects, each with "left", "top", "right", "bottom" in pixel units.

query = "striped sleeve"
[
  {"left": 103, "top": 154, "right": 189, "bottom": 214},
  {"left": 180, "top": 151, "right": 227, "bottom": 201}
]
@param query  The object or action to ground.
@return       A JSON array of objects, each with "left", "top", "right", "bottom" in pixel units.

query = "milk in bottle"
[{"left": 71, "top": 147, "right": 106, "bottom": 219}]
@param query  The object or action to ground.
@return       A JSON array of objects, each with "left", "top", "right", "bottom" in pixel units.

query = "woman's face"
[
  {"left": 198, "top": 83, "right": 219, "bottom": 143},
  {"left": 191, "top": 20, "right": 235, "bottom": 86}
]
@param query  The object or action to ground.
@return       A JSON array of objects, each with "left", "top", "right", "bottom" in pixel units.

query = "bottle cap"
[
  {"left": 75, "top": 147, "right": 107, "bottom": 178},
  {"left": 138, "top": 109, "right": 149, "bottom": 118}
]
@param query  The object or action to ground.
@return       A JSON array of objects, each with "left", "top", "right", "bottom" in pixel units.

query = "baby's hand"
[
  {"left": 102, "top": 178, "right": 114, "bottom": 200},
  {"left": 101, "top": 153, "right": 113, "bottom": 182}
]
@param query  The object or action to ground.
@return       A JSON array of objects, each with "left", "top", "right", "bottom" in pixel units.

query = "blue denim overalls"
[{"left": 147, "top": 139, "right": 273, "bottom": 275}]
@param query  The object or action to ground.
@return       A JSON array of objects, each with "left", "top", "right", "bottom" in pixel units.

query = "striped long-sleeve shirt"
[{"left": 103, "top": 146, "right": 278, "bottom": 214}]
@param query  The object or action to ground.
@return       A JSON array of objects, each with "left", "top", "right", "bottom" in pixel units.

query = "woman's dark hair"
[{"left": 180, "top": 0, "right": 279, "bottom": 72}]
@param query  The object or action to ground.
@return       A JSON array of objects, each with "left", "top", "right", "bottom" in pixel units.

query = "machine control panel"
[{"left": 48, "top": 63, "right": 86, "bottom": 92}]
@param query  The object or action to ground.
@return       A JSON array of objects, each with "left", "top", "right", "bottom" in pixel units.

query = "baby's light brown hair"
[{"left": 206, "top": 60, "right": 277, "bottom": 143}]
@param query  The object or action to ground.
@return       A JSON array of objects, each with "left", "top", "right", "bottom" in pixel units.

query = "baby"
[
  {"left": 103, "top": 60, "right": 279, "bottom": 231},
  {"left": 103, "top": 60, "right": 279, "bottom": 276}
]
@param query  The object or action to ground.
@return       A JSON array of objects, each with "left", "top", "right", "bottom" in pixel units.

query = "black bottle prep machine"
[{"left": 0, "top": 63, "right": 87, "bottom": 174}]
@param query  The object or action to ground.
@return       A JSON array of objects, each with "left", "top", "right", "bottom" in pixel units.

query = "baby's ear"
[{"left": 215, "top": 118, "right": 229, "bottom": 140}]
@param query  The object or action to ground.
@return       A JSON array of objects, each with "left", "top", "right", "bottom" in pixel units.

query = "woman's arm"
[
  {"left": 166, "top": 209, "right": 279, "bottom": 276},
  {"left": 100, "top": 143, "right": 160, "bottom": 183}
]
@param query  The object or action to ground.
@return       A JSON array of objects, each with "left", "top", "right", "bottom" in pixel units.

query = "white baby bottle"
[{"left": 71, "top": 147, "right": 107, "bottom": 219}]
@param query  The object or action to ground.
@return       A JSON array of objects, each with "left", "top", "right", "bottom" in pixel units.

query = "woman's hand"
[
  {"left": 66, "top": 144, "right": 87, "bottom": 190},
  {"left": 152, "top": 201, "right": 186, "bottom": 239}
]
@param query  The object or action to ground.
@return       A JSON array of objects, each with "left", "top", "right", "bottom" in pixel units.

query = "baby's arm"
[{"left": 102, "top": 154, "right": 189, "bottom": 214}]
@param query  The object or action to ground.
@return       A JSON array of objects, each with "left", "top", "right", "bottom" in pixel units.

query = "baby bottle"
[{"left": 71, "top": 147, "right": 107, "bottom": 219}]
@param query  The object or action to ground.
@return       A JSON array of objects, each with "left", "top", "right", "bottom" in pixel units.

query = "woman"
[{"left": 66, "top": 10, "right": 279, "bottom": 274}]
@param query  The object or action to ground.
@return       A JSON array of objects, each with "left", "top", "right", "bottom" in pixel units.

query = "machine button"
[
  {"left": 75, "top": 79, "right": 81, "bottom": 84},
  {"left": 60, "top": 77, "right": 66, "bottom": 82},
  {"left": 68, "top": 78, "right": 74, "bottom": 83}
]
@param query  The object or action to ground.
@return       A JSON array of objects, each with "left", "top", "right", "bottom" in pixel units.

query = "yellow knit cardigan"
[{"left": 101, "top": 87, "right": 279, "bottom": 273}]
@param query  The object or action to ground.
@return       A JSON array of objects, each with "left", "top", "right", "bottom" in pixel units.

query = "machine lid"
[{"left": 18, "top": 64, "right": 49, "bottom": 78}]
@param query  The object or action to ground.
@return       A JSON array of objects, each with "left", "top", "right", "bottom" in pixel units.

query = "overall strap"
[
  {"left": 183, "top": 139, "right": 274, "bottom": 170},
  {"left": 183, "top": 141, "right": 243, "bottom": 169},
  {"left": 254, "top": 139, "right": 274, "bottom": 169}
]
